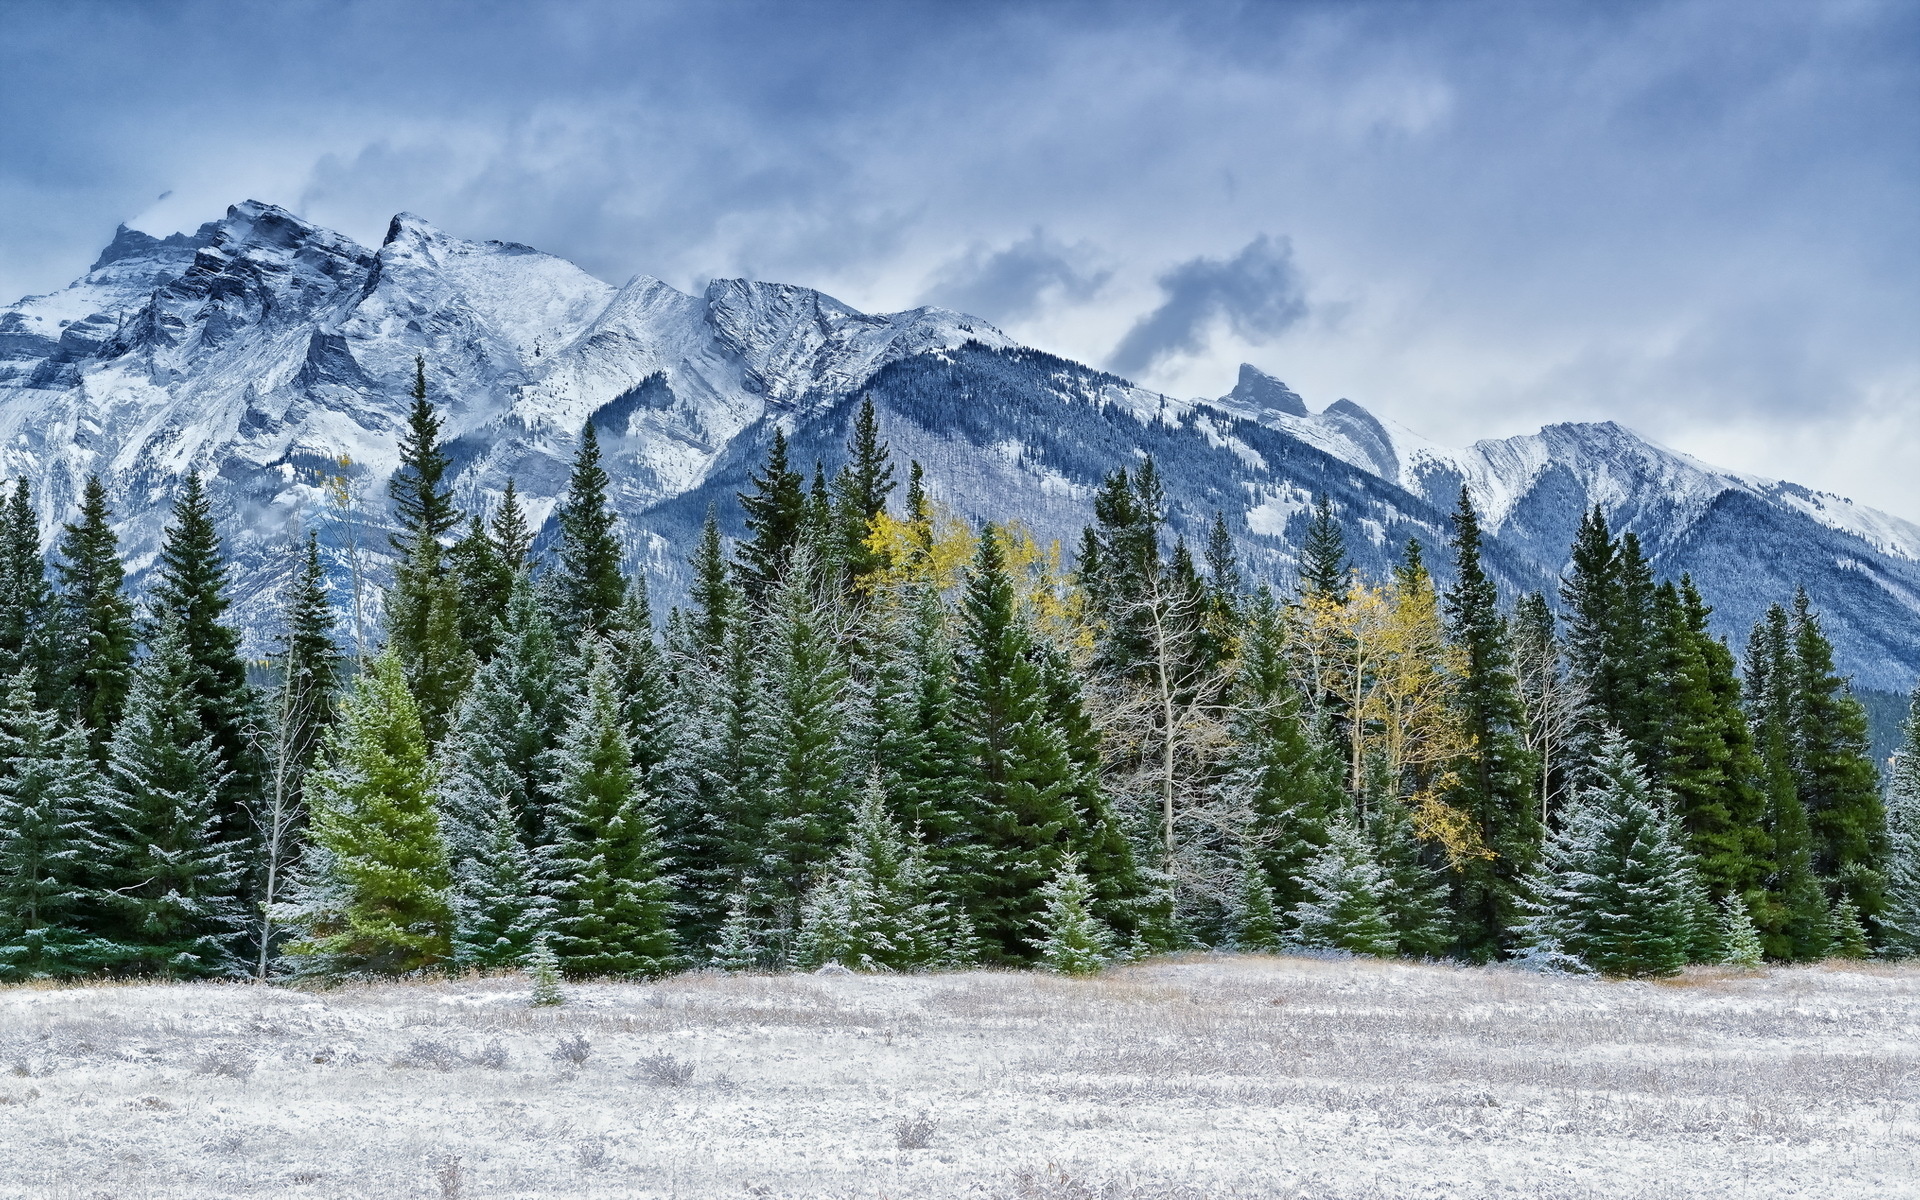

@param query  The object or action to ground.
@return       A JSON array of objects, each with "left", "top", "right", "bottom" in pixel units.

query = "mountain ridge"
[{"left": 1, "top": 201, "right": 1914, "bottom": 691}]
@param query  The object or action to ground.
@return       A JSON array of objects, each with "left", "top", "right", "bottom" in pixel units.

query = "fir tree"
[
  {"left": 542, "top": 644, "right": 676, "bottom": 978},
  {"left": 451, "top": 793, "right": 552, "bottom": 971},
  {"left": 0, "top": 669, "right": 112, "bottom": 979},
  {"left": 553, "top": 423, "right": 628, "bottom": 636},
  {"left": 281, "top": 650, "right": 450, "bottom": 977},
  {"left": 1443, "top": 487, "right": 1538, "bottom": 960},
  {"left": 1033, "top": 852, "right": 1115, "bottom": 975},
  {"left": 148, "top": 472, "right": 259, "bottom": 835},
  {"left": 737, "top": 428, "right": 807, "bottom": 606},
  {"left": 1520, "top": 732, "right": 1696, "bottom": 978},
  {"left": 1297, "top": 493, "right": 1348, "bottom": 600},
  {"left": 1289, "top": 823, "right": 1396, "bottom": 957},
  {"left": 56, "top": 475, "right": 135, "bottom": 755},
  {"left": 97, "top": 614, "right": 243, "bottom": 977}
]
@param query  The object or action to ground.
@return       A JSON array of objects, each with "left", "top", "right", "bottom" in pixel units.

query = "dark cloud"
[
  {"left": 1108, "top": 236, "right": 1308, "bottom": 379},
  {"left": 921, "top": 230, "right": 1111, "bottom": 324},
  {"left": 2, "top": 0, "right": 1918, "bottom": 509}
]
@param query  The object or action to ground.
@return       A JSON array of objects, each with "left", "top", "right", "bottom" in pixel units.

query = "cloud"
[
  {"left": 920, "top": 230, "right": 1111, "bottom": 325},
  {"left": 1108, "top": 236, "right": 1309, "bottom": 380}
]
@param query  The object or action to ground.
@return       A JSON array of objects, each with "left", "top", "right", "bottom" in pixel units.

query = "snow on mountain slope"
[{"left": 0, "top": 202, "right": 1915, "bottom": 689}]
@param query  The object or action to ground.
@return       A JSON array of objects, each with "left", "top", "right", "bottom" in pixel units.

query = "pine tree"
[
  {"left": 553, "top": 423, "right": 628, "bottom": 636},
  {"left": 737, "top": 428, "right": 807, "bottom": 606},
  {"left": 1289, "top": 823, "right": 1396, "bottom": 957},
  {"left": 1443, "top": 487, "right": 1538, "bottom": 960},
  {"left": 1298, "top": 493, "right": 1349, "bottom": 600},
  {"left": 383, "top": 361, "right": 468, "bottom": 743},
  {"left": 280, "top": 649, "right": 450, "bottom": 977},
  {"left": 1033, "top": 853, "right": 1115, "bottom": 975},
  {"left": 435, "top": 577, "right": 568, "bottom": 862},
  {"left": 951, "top": 526, "right": 1083, "bottom": 962},
  {"left": 148, "top": 472, "right": 259, "bottom": 836},
  {"left": 542, "top": 644, "right": 676, "bottom": 978},
  {"left": 56, "top": 475, "right": 135, "bottom": 756},
  {"left": 1519, "top": 732, "right": 1695, "bottom": 978},
  {"left": 451, "top": 794, "right": 552, "bottom": 970},
  {"left": 0, "top": 669, "right": 112, "bottom": 979},
  {"left": 97, "top": 613, "right": 243, "bottom": 977},
  {"left": 1787, "top": 590, "right": 1886, "bottom": 924}
]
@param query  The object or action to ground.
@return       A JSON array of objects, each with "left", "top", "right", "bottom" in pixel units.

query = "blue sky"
[{"left": 4, "top": 0, "right": 1917, "bottom": 511}]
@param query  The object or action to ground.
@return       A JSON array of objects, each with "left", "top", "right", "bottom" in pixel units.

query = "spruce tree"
[
  {"left": 1289, "top": 823, "right": 1396, "bottom": 957},
  {"left": 553, "top": 423, "right": 628, "bottom": 636},
  {"left": 281, "top": 649, "right": 450, "bottom": 977},
  {"left": 831, "top": 395, "right": 897, "bottom": 586},
  {"left": 743, "top": 552, "right": 854, "bottom": 926},
  {"left": 952, "top": 525, "right": 1083, "bottom": 962},
  {"left": 450, "top": 793, "right": 552, "bottom": 970},
  {"left": 737, "top": 428, "right": 807, "bottom": 606},
  {"left": 56, "top": 475, "right": 135, "bottom": 755},
  {"left": 542, "top": 644, "right": 676, "bottom": 978},
  {"left": 0, "top": 480, "right": 61, "bottom": 706},
  {"left": 1218, "top": 589, "right": 1340, "bottom": 918},
  {"left": 149, "top": 472, "right": 259, "bottom": 835},
  {"left": 687, "top": 505, "right": 737, "bottom": 665},
  {"left": 1232, "top": 849, "right": 1283, "bottom": 952},
  {"left": 1519, "top": 732, "right": 1695, "bottom": 978},
  {"left": 1033, "top": 853, "right": 1115, "bottom": 975},
  {"left": 1297, "top": 493, "right": 1348, "bottom": 600},
  {"left": 1787, "top": 590, "right": 1886, "bottom": 924},
  {"left": 1719, "top": 895, "right": 1765, "bottom": 968},
  {"left": 383, "top": 360, "right": 468, "bottom": 743},
  {"left": 0, "top": 669, "right": 112, "bottom": 979},
  {"left": 1443, "top": 488, "right": 1538, "bottom": 959},
  {"left": 97, "top": 613, "right": 243, "bottom": 977},
  {"left": 605, "top": 577, "right": 675, "bottom": 782},
  {"left": 1367, "top": 799, "right": 1452, "bottom": 958},
  {"left": 448, "top": 515, "right": 511, "bottom": 663},
  {"left": 435, "top": 577, "right": 568, "bottom": 862},
  {"left": 1881, "top": 685, "right": 1920, "bottom": 958},
  {"left": 795, "top": 779, "right": 940, "bottom": 971}
]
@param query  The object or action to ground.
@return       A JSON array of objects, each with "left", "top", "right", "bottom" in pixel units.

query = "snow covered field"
[{"left": 0, "top": 955, "right": 1913, "bottom": 1199}]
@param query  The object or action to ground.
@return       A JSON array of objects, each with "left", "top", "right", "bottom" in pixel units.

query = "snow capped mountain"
[{"left": 1, "top": 202, "right": 1915, "bottom": 691}]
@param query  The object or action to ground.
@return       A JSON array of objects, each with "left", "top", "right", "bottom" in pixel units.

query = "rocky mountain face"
[{"left": 2, "top": 202, "right": 1915, "bottom": 692}]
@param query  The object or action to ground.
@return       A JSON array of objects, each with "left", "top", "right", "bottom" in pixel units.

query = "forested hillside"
[{"left": 2, "top": 373, "right": 1917, "bottom": 983}]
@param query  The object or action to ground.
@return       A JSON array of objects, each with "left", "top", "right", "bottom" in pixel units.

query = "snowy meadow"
[{"left": 0, "top": 955, "right": 1913, "bottom": 1199}]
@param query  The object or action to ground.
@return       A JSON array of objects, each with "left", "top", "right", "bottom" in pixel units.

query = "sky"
[{"left": 4, "top": 0, "right": 1918, "bottom": 513}]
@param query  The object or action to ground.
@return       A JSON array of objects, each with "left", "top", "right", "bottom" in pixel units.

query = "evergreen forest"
[{"left": 2, "top": 369, "right": 1916, "bottom": 983}]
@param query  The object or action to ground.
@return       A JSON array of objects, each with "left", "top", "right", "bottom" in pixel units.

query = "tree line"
[{"left": 1, "top": 365, "right": 1917, "bottom": 982}]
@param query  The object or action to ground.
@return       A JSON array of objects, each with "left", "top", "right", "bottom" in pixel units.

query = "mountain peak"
[{"left": 1223, "top": 363, "right": 1309, "bottom": 417}]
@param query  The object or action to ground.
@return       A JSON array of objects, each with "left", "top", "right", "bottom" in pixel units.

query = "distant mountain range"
[{"left": 3, "top": 200, "right": 1916, "bottom": 698}]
